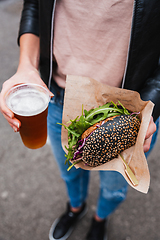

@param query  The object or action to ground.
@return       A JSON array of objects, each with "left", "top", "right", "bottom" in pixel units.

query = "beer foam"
[{"left": 6, "top": 88, "right": 49, "bottom": 116}]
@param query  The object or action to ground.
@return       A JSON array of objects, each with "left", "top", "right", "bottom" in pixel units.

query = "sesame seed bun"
[{"left": 82, "top": 114, "right": 140, "bottom": 167}]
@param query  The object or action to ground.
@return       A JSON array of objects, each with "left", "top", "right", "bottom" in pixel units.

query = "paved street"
[{"left": 0, "top": 1, "right": 160, "bottom": 240}]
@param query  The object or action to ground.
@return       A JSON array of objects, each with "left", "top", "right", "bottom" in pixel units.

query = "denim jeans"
[{"left": 47, "top": 83, "right": 159, "bottom": 219}]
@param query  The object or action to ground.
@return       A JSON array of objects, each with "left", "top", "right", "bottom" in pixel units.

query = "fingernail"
[
  {"left": 14, "top": 122, "right": 20, "bottom": 128},
  {"left": 6, "top": 112, "right": 12, "bottom": 118},
  {"left": 13, "top": 126, "right": 18, "bottom": 132}
]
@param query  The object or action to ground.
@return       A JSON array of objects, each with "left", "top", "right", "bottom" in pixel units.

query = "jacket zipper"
[
  {"left": 48, "top": 0, "right": 57, "bottom": 89},
  {"left": 121, "top": 0, "right": 136, "bottom": 89}
]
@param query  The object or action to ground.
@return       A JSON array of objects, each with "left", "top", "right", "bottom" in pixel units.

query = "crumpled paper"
[{"left": 61, "top": 75, "right": 154, "bottom": 193}]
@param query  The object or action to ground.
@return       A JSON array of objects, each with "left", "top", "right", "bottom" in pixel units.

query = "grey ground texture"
[{"left": 0, "top": 1, "right": 160, "bottom": 240}]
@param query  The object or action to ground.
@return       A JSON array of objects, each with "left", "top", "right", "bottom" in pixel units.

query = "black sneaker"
[
  {"left": 86, "top": 217, "right": 107, "bottom": 240},
  {"left": 49, "top": 202, "right": 87, "bottom": 240}
]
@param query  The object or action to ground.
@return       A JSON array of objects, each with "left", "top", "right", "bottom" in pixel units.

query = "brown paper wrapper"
[{"left": 61, "top": 75, "right": 154, "bottom": 193}]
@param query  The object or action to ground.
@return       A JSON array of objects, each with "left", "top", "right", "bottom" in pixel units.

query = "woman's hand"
[
  {"left": 143, "top": 116, "right": 157, "bottom": 152},
  {"left": 0, "top": 33, "right": 54, "bottom": 132},
  {"left": 0, "top": 67, "right": 52, "bottom": 132}
]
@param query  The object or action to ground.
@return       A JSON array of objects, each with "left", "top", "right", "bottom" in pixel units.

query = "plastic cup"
[{"left": 5, "top": 83, "right": 51, "bottom": 149}]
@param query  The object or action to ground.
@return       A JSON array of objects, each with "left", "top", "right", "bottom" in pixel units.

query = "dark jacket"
[{"left": 18, "top": 0, "right": 160, "bottom": 121}]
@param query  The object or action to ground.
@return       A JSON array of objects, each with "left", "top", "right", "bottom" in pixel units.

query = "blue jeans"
[{"left": 47, "top": 83, "right": 159, "bottom": 219}]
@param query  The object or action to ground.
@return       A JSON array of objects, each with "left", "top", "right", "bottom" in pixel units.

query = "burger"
[{"left": 62, "top": 101, "right": 140, "bottom": 170}]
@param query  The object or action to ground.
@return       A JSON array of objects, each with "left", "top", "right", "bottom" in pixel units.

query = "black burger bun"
[{"left": 82, "top": 114, "right": 140, "bottom": 167}]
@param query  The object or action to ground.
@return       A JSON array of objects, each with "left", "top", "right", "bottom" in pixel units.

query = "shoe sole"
[{"left": 49, "top": 206, "right": 88, "bottom": 240}]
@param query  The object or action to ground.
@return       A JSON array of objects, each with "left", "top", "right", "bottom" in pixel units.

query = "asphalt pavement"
[{"left": 0, "top": 1, "right": 160, "bottom": 240}]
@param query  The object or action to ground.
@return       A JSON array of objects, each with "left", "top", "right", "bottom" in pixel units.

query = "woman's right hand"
[{"left": 0, "top": 67, "right": 53, "bottom": 132}]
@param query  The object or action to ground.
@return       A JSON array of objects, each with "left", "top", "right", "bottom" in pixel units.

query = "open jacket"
[{"left": 18, "top": 0, "right": 160, "bottom": 121}]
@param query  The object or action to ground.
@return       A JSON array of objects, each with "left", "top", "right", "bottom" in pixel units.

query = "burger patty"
[{"left": 82, "top": 114, "right": 140, "bottom": 167}]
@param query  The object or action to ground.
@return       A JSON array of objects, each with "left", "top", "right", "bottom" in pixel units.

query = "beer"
[{"left": 6, "top": 84, "right": 50, "bottom": 149}]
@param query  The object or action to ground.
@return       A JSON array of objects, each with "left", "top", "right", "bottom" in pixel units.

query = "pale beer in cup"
[{"left": 5, "top": 84, "right": 51, "bottom": 149}]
